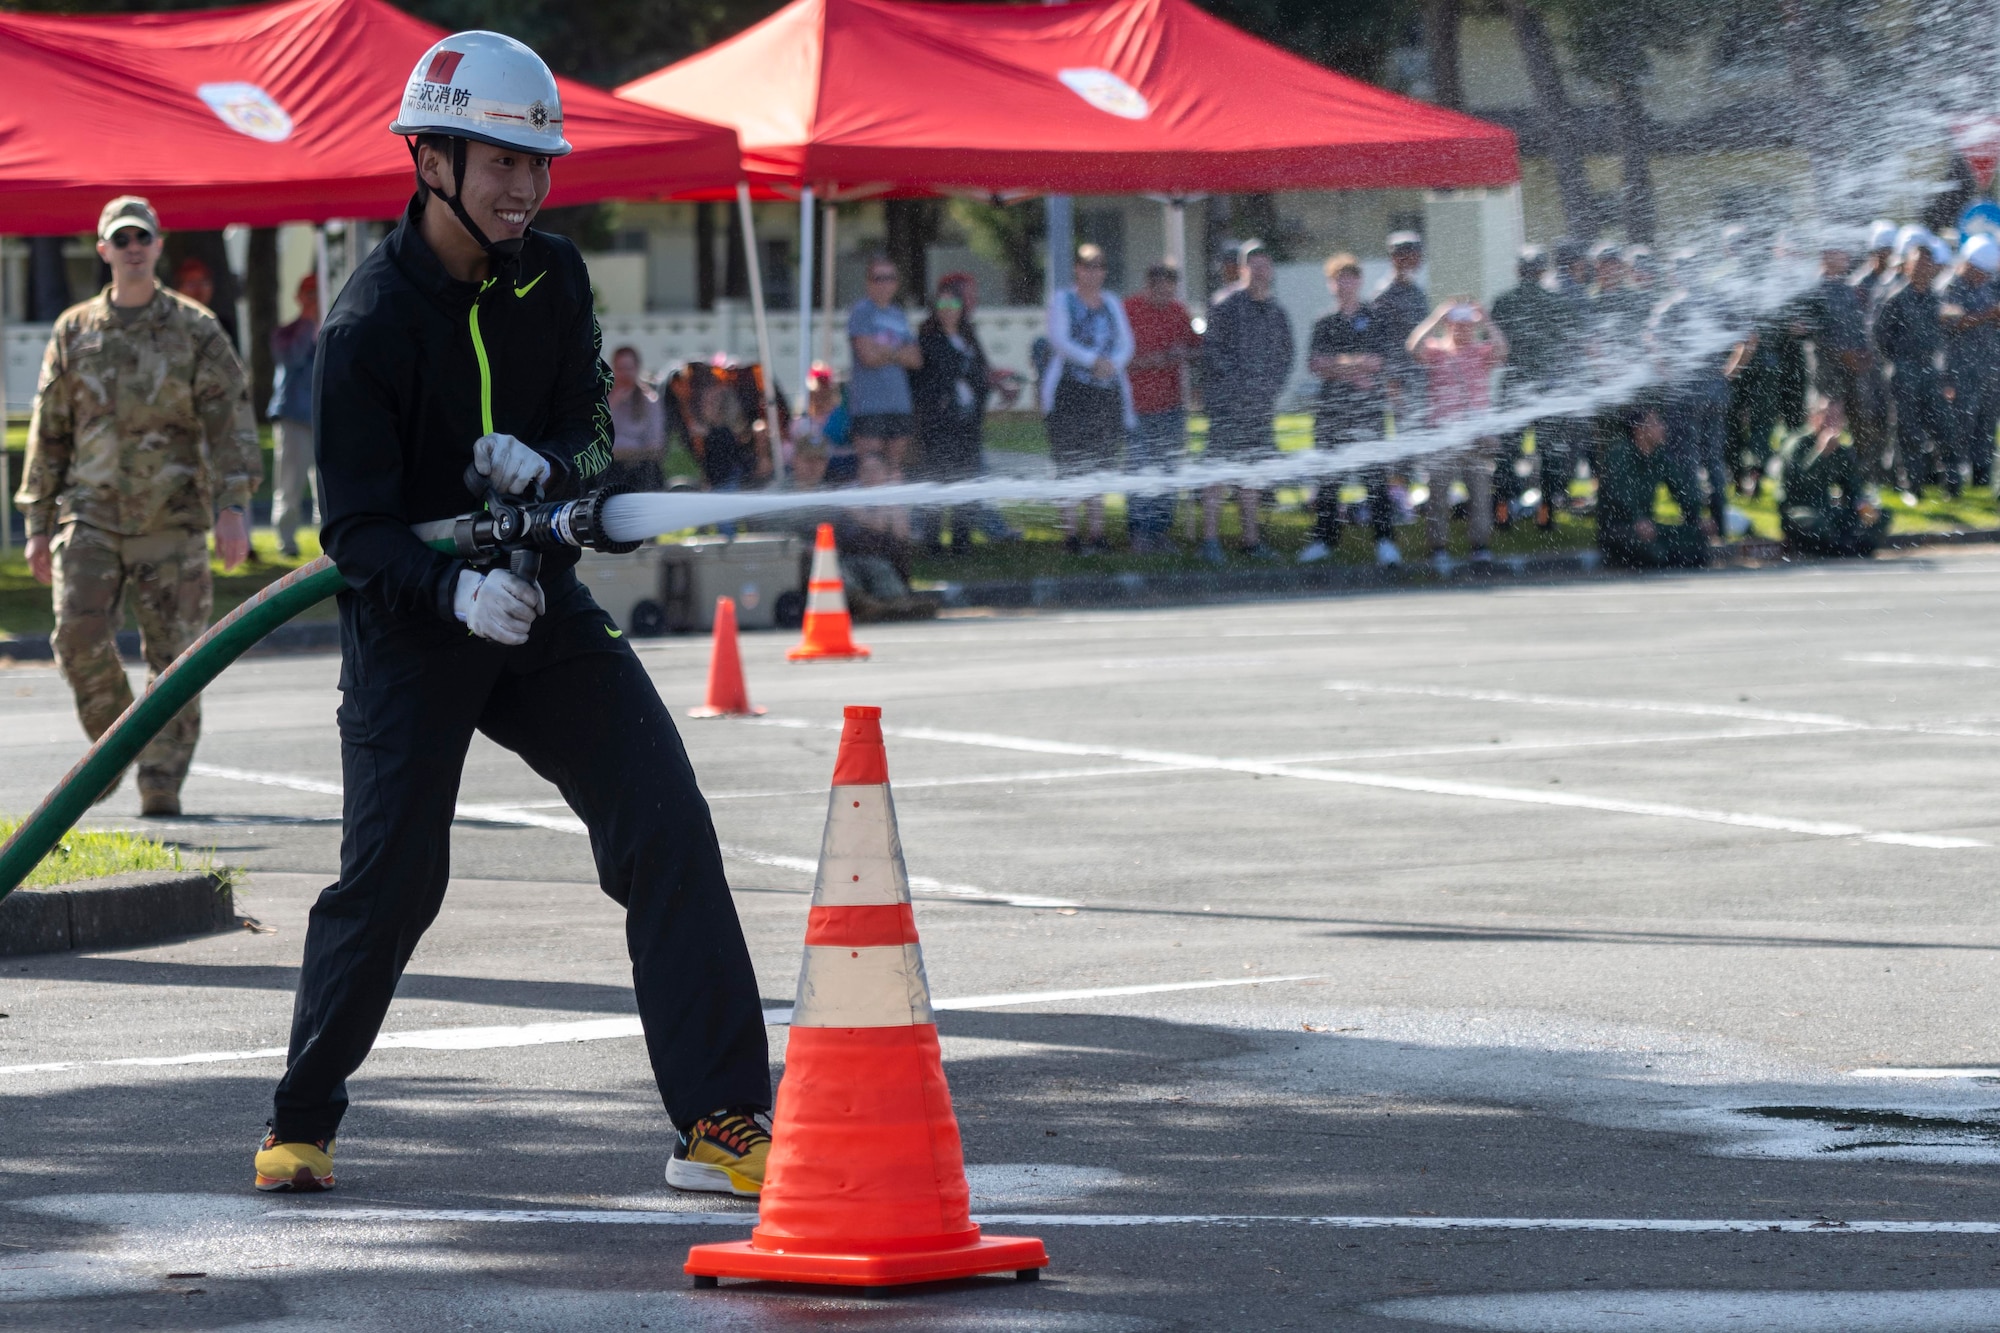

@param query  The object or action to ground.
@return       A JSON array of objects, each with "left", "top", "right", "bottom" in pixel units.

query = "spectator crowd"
[{"left": 572, "top": 216, "right": 2000, "bottom": 575}]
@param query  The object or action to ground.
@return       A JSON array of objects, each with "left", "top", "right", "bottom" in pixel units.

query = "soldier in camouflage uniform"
[{"left": 14, "top": 197, "right": 259, "bottom": 816}]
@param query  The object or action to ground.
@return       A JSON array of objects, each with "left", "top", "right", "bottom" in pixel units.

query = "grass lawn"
[
  {"left": 910, "top": 415, "right": 2000, "bottom": 583},
  {"left": 0, "top": 814, "right": 224, "bottom": 889}
]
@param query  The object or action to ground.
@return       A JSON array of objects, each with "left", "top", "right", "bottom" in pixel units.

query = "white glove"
[
  {"left": 473, "top": 433, "right": 551, "bottom": 498},
  {"left": 454, "top": 569, "right": 545, "bottom": 646}
]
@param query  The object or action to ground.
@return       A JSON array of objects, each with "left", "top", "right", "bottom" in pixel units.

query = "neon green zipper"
[{"left": 470, "top": 278, "right": 496, "bottom": 436}]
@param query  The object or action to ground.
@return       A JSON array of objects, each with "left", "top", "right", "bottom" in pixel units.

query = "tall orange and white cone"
[
  {"left": 685, "top": 706, "right": 1048, "bottom": 1290},
  {"left": 786, "top": 523, "right": 871, "bottom": 662}
]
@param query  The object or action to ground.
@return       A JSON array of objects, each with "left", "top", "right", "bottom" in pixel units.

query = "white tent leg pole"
[
  {"left": 315, "top": 226, "right": 331, "bottom": 329},
  {"left": 818, "top": 201, "right": 837, "bottom": 368},
  {"left": 1045, "top": 195, "right": 1073, "bottom": 303},
  {"left": 797, "top": 186, "right": 816, "bottom": 424},
  {"left": 1165, "top": 198, "right": 1187, "bottom": 301},
  {"left": 737, "top": 182, "right": 785, "bottom": 488}
]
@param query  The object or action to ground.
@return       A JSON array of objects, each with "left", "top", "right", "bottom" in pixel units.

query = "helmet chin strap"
[{"left": 408, "top": 137, "right": 526, "bottom": 264}]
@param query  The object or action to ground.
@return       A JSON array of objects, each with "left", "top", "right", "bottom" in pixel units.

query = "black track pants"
[{"left": 271, "top": 579, "right": 772, "bottom": 1140}]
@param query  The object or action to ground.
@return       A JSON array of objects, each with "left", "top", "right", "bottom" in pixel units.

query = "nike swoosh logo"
[
  {"left": 604, "top": 625, "right": 622, "bottom": 639},
  {"left": 515, "top": 272, "right": 546, "bottom": 299}
]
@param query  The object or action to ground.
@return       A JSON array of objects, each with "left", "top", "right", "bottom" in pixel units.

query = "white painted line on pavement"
[
  {"left": 188, "top": 763, "right": 1079, "bottom": 906},
  {"left": 765, "top": 719, "right": 1984, "bottom": 850},
  {"left": 933, "top": 974, "right": 1319, "bottom": 1011},
  {"left": 1845, "top": 652, "right": 2000, "bottom": 669},
  {"left": 1322, "top": 679, "right": 2000, "bottom": 740},
  {"left": 1263, "top": 727, "right": 1833, "bottom": 765},
  {"left": 715, "top": 843, "right": 1080, "bottom": 909},
  {"left": 506, "top": 765, "right": 1187, "bottom": 806},
  {"left": 0, "top": 974, "right": 1311, "bottom": 1078},
  {"left": 1849, "top": 1067, "right": 2000, "bottom": 1080},
  {"left": 268, "top": 1207, "right": 2000, "bottom": 1234},
  {"left": 190, "top": 763, "right": 591, "bottom": 834}
]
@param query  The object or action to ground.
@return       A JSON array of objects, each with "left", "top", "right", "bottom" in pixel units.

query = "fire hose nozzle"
[{"left": 448, "top": 482, "right": 643, "bottom": 563}]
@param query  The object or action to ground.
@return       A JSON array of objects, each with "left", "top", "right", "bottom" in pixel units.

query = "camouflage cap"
[{"left": 97, "top": 196, "right": 160, "bottom": 242}]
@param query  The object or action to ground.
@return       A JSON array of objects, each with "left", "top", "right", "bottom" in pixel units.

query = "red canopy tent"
[
  {"left": 619, "top": 0, "right": 1519, "bottom": 419},
  {"left": 0, "top": 0, "right": 745, "bottom": 234},
  {"left": 615, "top": 0, "right": 1519, "bottom": 199}
]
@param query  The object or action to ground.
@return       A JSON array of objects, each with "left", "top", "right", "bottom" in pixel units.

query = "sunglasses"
[{"left": 108, "top": 228, "right": 154, "bottom": 250}]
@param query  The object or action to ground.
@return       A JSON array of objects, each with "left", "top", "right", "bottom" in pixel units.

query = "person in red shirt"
[{"left": 1122, "top": 263, "right": 1201, "bottom": 553}]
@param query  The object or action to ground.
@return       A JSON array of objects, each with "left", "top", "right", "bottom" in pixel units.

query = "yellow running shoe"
[
  {"left": 254, "top": 1133, "right": 335, "bottom": 1192},
  {"left": 665, "top": 1109, "right": 770, "bottom": 1197}
]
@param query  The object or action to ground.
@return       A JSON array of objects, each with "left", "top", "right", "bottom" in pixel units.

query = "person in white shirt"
[{"left": 1040, "top": 243, "right": 1134, "bottom": 554}]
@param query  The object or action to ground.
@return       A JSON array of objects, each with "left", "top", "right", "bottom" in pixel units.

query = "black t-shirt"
[{"left": 1309, "top": 305, "right": 1387, "bottom": 438}]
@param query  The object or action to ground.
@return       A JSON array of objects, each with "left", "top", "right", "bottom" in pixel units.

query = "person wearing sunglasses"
[
  {"left": 847, "top": 255, "right": 923, "bottom": 487},
  {"left": 14, "top": 194, "right": 259, "bottom": 819}
]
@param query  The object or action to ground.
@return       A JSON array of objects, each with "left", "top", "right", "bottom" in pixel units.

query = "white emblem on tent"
[
  {"left": 197, "top": 83, "right": 294, "bottom": 143},
  {"left": 1057, "top": 67, "right": 1149, "bottom": 121}
]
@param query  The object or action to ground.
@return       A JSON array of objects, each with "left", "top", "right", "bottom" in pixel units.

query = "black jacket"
[
  {"left": 1202, "top": 287, "right": 1295, "bottom": 419},
  {"left": 911, "top": 320, "right": 989, "bottom": 479},
  {"left": 1873, "top": 280, "right": 1945, "bottom": 378},
  {"left": 314, "top": 195, "right": 614, "bottom": 626}
]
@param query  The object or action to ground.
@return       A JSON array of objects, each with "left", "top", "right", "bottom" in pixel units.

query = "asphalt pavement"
[{"left": 8, "top": 551, "right": 2000, "bottom": 1330}]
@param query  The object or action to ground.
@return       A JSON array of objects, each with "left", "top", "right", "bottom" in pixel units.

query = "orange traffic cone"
[
  {"left": 786, "top": 524, "right": 871, "bottom": 662},
  {"left": 688, "top": 596, "right": 766, "bottom": 718},
  {"left": 686, "top": 706, "right": 1048, "bottom": 1291}
]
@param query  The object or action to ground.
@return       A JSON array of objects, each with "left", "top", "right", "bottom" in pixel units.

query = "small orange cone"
[
  {"left": 685, "top": 706, "right": 1048, "bottom": 1291},
  {"left": 786, "top": 524, "right": 871, "bottom": 662},
  {"left": 688, "top": 596, "right": 766, "bottom": 718}
]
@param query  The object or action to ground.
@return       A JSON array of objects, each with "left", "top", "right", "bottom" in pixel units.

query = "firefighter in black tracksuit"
[{"left": 258, "top": 31, "right": 770, "bottom": 1198}]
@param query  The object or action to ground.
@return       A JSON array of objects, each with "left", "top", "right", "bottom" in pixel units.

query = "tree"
[
  {"left": 1534, "top": 0, "right": 1705, "bottom": 244},
  {"left": 1422, "top": 0, "right": 1464, "bottom": 110},
  {"left": 1504, "top": 0, "right": 1600, "bottom": 241},
  {"left": 1196, "top": 0, "right": 1416, "bottom": 83},
  {"left": 948, "top": 199, "right": 1045, "bottom": 306}
]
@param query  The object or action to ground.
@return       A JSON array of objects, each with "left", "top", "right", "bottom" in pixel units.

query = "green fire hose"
[
  {"left": 0, "top": 481, "right": 639, "bottom": 901},
  {"left": 0, "top": 555, "right": 345, "bottom": 899}
]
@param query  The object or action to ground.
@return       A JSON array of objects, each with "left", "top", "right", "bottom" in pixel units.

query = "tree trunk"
[
  {"left": 1422, "top": 0, "right": 1464, "bottom": 110},
  {"left": 245, "top": 229, "right": 278, "bottom": 427},
  {"left": 27, "top": 237, "right": 71, "bottom": 322},
  {"left": 1001, "top": 201, "right": 1044, "bottom": 305},
  {"left": 885, "top": 199, "right": 942, "bottom": 300},
  {"left": 722, "top": 199, "right": 748, "bottom": 301},
  {"left": 1505, "top": 0, "right": 1598, "bottom": 241},
  {"left": 1611, "top": 80, "right": 1656, "bottom": 244},
  {"left": 694, "top": 202, "right": 716, "bottom": 311},
  {"left": 1780, "top": 0, "right": 1842, "bottom": 221}
]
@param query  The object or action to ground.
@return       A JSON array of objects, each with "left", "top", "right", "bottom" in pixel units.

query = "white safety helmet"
[
  {"left": 1867, "top": 220, "right": 1899, "bottom": 253},
  {"left": 1963, "top": 234, "right": 2000, "bottom": 274},
  {"left": 1897, "top": 226, "right": 1949, "bottom": 266},
  {"left": 390, "top": 31, "right": 570, "bottom": 157}
]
